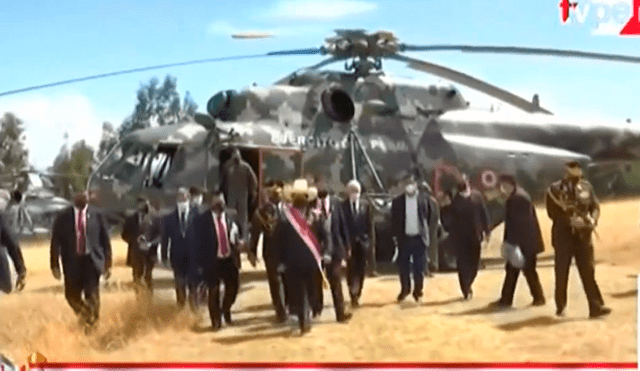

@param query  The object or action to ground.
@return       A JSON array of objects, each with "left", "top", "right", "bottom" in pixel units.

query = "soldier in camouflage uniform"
[{"left": 546, "top": 161, "right": 611, "bottom": 319}]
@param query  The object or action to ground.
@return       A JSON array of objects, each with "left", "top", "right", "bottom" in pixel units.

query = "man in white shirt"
[{"left": 391, "top": 174, "right": 431, "bottom": 302}]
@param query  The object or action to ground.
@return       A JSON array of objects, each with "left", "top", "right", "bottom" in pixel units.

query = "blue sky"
[{"left": 1, "top": 0, "right": 639, "bottom": 169}]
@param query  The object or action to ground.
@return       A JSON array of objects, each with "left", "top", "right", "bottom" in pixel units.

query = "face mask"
[
  {"left": 191, "top": 196, "right": 202, "bottom": 206},
  {"left": 406, "top": 184, "right": 417, "bottom": 195},
  {"left": 349, "top": 193, "right": 359, "bottom": 201},
  {"left": 177, "top": 201, "right": 189, "bottom": 210}
]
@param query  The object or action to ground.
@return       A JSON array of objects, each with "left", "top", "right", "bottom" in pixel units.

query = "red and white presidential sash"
[{"left": 282, "top": 205, "right": 323, "bottom": 271}]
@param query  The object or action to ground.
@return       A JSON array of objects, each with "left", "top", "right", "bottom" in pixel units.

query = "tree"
[
  {"left": 97, "top": 121, "right": 118, "bottom": 162},
  {"left": 51, "top": 140, "right": 94, "bottom": 199},
  {"left": 0, "top": 113, "right": 30, "bottom": 190},
  {"left": 118, "top": 75, "right": 198, "bottom": 138}
]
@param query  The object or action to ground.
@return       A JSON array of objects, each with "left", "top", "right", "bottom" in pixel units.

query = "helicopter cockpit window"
[
  {"left": 111, "top": 147, "right": 150, "bottom": 182},
  {"left": 146, "top": 144, "right": 178, "bottom": 188}
]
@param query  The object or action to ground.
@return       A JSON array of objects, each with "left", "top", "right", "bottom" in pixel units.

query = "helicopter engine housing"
[{"left": 321, "top": 87, "right": 355, "bottom": 123}]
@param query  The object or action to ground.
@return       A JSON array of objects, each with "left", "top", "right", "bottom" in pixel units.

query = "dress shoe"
[
  {"left": 531, "top": 298, "right": 546, "bottom": 307},
  {"left": 397, "top": 292, "right": 409, "bottom": 302},
  {"left": 223, "top": 311, "right": 233, "bottom": 325},
  {"left": 556, "top": 308, "right": 565, "bottom": 317},
  {"left": 413, "top": 292, "right": 423, "bottom": 302},
  {"left": 589, "top": 306, "right": 612, "bottom": 319},
  {"left": 489, "top": 299, "right": 511, "bottom": 308},
  {"left": 300, "top": 322, "right": 311, "bottom": 335},
  {"left": 351, "top": 297, "right": 360, "bottom": 308},
  {"left": 337, "top": 312, "right": 353, "bottom": 323}
]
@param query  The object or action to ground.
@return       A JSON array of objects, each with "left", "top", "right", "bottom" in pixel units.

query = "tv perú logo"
[{"left": 559, "top": 0, "right": 640, "bottom": 35}]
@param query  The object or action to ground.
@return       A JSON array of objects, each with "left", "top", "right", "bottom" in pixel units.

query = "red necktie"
[
  {"left": 77, "top": 209, "right": 86, "bottom": 255},
  {"left": 217, "top": 216, "right": 229, "bottom": 256}
]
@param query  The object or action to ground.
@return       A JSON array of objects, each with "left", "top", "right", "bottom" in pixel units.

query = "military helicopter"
[
  {"left": 0, "top": 168, "right": 71, "bottom": 236},
  {"left": 80, "top": 29, "right": 640, "bottom": 262},
  {"left": 4, "top": 29, "right": 640, "bottom": 261}
]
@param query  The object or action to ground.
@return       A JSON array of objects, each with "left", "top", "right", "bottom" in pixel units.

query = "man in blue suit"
[{"left": 161, "top": 187, "right": 198, "bottom": 310}]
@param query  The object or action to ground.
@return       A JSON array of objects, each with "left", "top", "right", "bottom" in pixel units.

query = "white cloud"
[
  {"left": 265, "top": 0, "right": 377, "bottom": 21},
  {"left": 0, "top": 93, "right": 105, "bottom": 169},
  {"left": 206, "top": 20, "right": 325, "bottom": 37}
]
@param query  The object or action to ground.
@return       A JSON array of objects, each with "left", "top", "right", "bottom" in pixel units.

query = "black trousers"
[
  {"left": 554, "top": 236, "right": 605, "bottom": 314},
  {"left": 397, "top": 236, "right": 427, "bottom": 297},
  {"left": 131, "top": 248, "right": 155, "bottom": 293},
  {"left": 327, "top": 257, "right": 347, "bottom": 320},
  {"left": 208, "top": 258, "right": 239, "bottom": 327},
  {"left": 286, "top": 267, "right": 317, "bottom": 331},
  {"left": 456, "top": 238, "right": 481, "bottom": 298},
  {"left": 173, "top": 265, "right": 197, "bottom": 310},
  {"left": 346, "top": 241, "right": 367, "bottom": 301},
  {"left": 499, "top": 255, "right": 545, "bottom": 305},
  {"left": 64, "top": 256, "right": 101, "bottom": 325},
  {"left": 265, "top": 259, "right": 288, "bottom": 320}
]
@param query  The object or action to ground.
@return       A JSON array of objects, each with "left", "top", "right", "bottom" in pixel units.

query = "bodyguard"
[
  {"left": 50, "top": 191, "right": 112, "bottom": 332},
  {"left": 161, "top": 188, "right": 198, "bottom": 309},
  {"left": 546, "top": 161, "right": 611, "bottom": 319}
]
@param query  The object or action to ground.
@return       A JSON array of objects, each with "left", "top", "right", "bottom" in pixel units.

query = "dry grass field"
[{"left": 0, "top": 198, "right": 638, "bottom": 363}]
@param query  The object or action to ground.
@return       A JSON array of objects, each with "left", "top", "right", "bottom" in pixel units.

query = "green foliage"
[
  {"left": 118, "top": 75, "right": 198, "bottom": 138},
  {"left": 51, "top": 140, "right": 94, "bottom": 199},
  {"left": 0, "top": 113, "right": 29, "bottom": 189},
  {"left": 97, "top": 121, "right": 118, "bottom": 162}
]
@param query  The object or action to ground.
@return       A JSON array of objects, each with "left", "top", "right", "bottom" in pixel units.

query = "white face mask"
[
  {"left": 406, "top": 184, "right": 417, "bottom": 195},
  {"left": 177, "top": 201, "right": 189, "bottom": 211},
  {"left": 349, "top": 193, "right": 359, "bottom": 201},
  {"left": 191, "top": 195, "right": 202, "bottom": 206}
]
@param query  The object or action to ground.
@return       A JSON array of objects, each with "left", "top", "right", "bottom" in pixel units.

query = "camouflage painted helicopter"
[
  {"left": 0, "top": 169, "right": 71, "bottom": 236},
  {"left": 79, "top": 29, "right": 640, "bottom": 261},
  {"left": 41, "top": 30, "right": 640, "bottom": 259}
]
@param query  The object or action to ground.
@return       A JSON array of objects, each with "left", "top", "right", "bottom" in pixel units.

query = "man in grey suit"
[
  {"left": 419, "top": 181, "right": 441, "bottom": 276},
  {"left": 50, "top": 191, "right": 112, "bottom": 332},
  {"left": 391, "top": 175, "right": 433, "bottom": 302}
]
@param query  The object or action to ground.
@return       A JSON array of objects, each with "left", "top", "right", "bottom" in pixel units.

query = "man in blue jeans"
[{"left": 391, "top": 174, "right": 432, "bottom": 302}]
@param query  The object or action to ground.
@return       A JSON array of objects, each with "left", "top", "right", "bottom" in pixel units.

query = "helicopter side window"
[{"left": 146, "top": 143, "right": 178, "bottom": 188}]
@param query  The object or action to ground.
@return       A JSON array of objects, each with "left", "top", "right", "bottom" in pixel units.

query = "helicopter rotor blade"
[
  {"left": 390, "top": 53, "right": 552, "bottom": 114},
  {"left": 399, "top": 45, "right": 640, "bottom": 64},
  {"left": 0, "top": 48, "right": 323, "bottom": 98}
]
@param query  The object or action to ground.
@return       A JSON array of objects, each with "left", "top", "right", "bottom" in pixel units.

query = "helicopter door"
[
  {"left": 145, "top": 143, "right": 179, "bottom": 189},
  {"left": 218, "top": 147, "right": 262, "bottom": 217}
]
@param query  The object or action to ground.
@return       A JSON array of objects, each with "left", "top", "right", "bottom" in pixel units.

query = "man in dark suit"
[
  {"left": 491, "top": 174, "right": 545, "bottom": 308},
  {"left": 317, "top": 185, "right": 352, "bottom": 323},
  {"left": 0, "top": 211, "right": 27, "bottom": 295},
  {"left": 161, "top": 187, "right": 198, "bottom": 309},
  {"left": 122, "top": 197, "right": 161, "bottom": 296},
  {"left": 193, "top": 191, "right": 244, "bottom": 330},
  {"left": 249, "top": 180, "right": 288, "bottom": 322},
  {"left": 449, "top": 179, "right": 490, "bottom": 300},
  {"left": 341, "top": 179, "right": 373, "bottom": 307},
  {"left": 391, "top": 175, "right": 432, "bottom": 302},
  {"left": 50, "top": 191, "right": 112, "bottom": 332}
]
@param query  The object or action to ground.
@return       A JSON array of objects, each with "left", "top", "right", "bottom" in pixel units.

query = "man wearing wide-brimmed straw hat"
[{"left": 274, "top": 178, "right": 328, "bottom": 334}]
